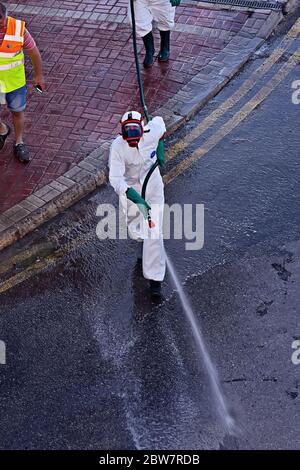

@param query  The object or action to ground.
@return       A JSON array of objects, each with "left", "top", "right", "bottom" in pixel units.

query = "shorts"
[{"left": 2, "top": 85, "right": 27, "bottom": 112}]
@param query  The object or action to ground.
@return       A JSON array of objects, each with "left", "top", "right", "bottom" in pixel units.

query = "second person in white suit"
[{"left": 128, "top": 0, "right": 181, "bottom": 68}]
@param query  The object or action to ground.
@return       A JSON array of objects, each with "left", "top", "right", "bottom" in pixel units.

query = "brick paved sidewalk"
[
  {"left": 0, "top": 1, "right": 283, "bottom": 249},
  {"left": 0, "top": 0, "right": 250, "bottom": 213}
]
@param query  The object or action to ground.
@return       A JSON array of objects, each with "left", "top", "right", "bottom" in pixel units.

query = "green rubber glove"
[
  {"left": 126, "top": 187, "right": 151, "bottom": 220},
  {"left": 170, "top": 0, "right": 181, "bottom": 6},
  {"left": 156, "top": 139, "right": 165, "bottom": 167}
]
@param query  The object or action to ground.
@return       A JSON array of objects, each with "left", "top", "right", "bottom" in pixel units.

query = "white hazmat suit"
[
  {"left": 128, "top": 0, "right": 175, "bottom": 37},
  {"left": 109, "top": 116, "right": 166, "bottom": 282}
]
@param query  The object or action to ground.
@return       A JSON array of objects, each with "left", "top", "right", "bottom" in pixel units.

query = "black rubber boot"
[
  {"left": 142, "top": 32, "right": 155, "bottom": 68},
  {"left": 158, "top": 30, "right": 170, "bottom": 62}
]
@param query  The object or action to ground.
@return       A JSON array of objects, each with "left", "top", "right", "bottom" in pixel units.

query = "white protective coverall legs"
[{"left": 128, "top": 0, "right": 175, "bottom": 37}]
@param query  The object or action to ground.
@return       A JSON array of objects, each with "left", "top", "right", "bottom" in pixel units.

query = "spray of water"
[{"left": 165, "top": 253, "right": 237, "bottom": 435}]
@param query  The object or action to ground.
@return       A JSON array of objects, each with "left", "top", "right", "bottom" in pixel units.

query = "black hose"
[{"left": 141, "top": 161, "right": 159, "bottom": 200}]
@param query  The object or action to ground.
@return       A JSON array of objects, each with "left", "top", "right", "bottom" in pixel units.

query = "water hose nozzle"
[{"left": 147, "top": 210, "right": 156, "bottom": 229}]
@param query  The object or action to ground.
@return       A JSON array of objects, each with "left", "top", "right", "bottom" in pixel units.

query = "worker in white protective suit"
[
  {"left": 128, "top": 0, "right": 181, "bottom": 68},
  {"left": 109, "top": 110, "right": 166, "bottom": 297}
]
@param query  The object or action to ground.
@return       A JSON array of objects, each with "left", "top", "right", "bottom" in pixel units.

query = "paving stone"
[
  {"left": 56, "top": 176, "right": 76, "bottom": 188},
  {"left": 39, "top": 188, "right": 61, "bottom": 203}
]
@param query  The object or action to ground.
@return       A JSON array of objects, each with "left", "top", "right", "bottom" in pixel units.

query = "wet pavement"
[{"left": 0, "top": 11, "right": 300, "bottom": 449}]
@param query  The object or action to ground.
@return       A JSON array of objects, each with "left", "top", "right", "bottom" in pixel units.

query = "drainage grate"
[{"left": 191, "top": 0, "right": 283, "bottom": 11}]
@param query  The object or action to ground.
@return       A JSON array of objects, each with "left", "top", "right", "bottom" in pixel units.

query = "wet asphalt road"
[{"left": 0, "top": 11, "right": 300, "bottom": 450}]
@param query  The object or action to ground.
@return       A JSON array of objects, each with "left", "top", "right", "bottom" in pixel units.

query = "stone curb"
[{"left": 0, "top": 8, "right": 283, "bottom": 252}]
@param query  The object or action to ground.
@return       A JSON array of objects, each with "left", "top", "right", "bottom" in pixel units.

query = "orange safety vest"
[{"left": 0, "top": 16, "right": 26, "bottom": 94}]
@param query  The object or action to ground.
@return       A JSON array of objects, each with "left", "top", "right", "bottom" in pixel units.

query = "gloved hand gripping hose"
[
  {"left": 129, "top": 0, "right": 165, "bottom": 228},
  {"left": 126, "top": 187, "right": 151, "bottom": 220},
  {"left": 170, "top": 0, "right": 181, "bottom": 6}
]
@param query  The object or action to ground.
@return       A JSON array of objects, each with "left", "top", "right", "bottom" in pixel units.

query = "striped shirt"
[{"left": 0, "top": 26, "right": 36, "bottom": 51}]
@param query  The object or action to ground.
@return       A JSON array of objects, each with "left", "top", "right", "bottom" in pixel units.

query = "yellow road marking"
[
  {"left": 1, "top": 19, "right": 300, "bottom": 295},
  {"left": 0, "top": 233, "right": 96, "bottom": 294},
  {"left": 164, "top": 49, "right": 300, "bottom": 185},
  {"left": 0, "top": 242, "right": 58, "bottom": 275},
  {"left": 0, "top": 256, "right": 58, "bottom": 295},
  {"left": 167, "top": 18, "right": 300, "bottom": 160},
  {"left": 285, "top": 17, "right": 300, "bottom": 39}
]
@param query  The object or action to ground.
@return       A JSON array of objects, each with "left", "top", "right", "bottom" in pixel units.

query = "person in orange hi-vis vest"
[{"left": 0, "top": 2, "right": 45, "bottom": 163}]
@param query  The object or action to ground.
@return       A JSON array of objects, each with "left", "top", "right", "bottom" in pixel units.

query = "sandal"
[{"left": 0, "top": 124, "right": 11, "bottom": 151}]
